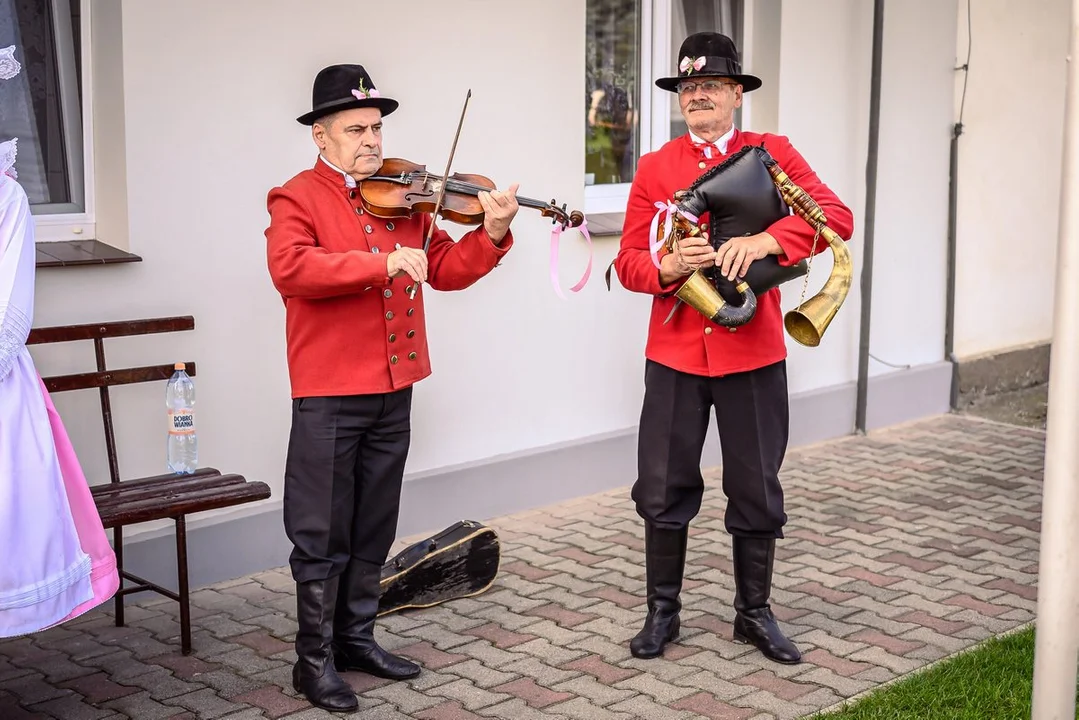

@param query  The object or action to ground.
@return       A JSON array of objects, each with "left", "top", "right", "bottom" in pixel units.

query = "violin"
[
  {"left": 371, "top": 89, "right": 591, "bottom": 301},
  {"left": 359, "top": 157, "right": 585, "bottom": 231}
]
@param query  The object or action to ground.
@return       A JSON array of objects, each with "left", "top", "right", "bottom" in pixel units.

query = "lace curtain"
[{"left": 0, "top": 0, "right": 82, "bottom": 210}]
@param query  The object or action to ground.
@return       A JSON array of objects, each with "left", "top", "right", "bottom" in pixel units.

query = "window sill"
[
  {"left": 36, "top": 240, "right": 142, "bottom": 268},
  {"left": 585, "top": 212, "right": 625, "bottom": 237}
]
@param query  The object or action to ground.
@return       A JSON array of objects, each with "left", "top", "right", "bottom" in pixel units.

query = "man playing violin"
[
  {"left": 613, "top": 32, "right": 853, "bottom": 665},
  {"left": 264, "top": 64, "right": 519, "bottom": 712}
]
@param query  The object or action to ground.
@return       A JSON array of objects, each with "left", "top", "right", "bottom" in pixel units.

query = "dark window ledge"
[
  {"left": 585, "top": 212, "right": 625, "bottom": 237},
  {"left": 36, "top": 240, "right": 142, "bottom": 268}
]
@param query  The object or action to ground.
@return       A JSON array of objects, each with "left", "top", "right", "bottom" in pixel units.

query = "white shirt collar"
[
  {"left": 689, "top": 125, "right": 736, "bottom": 158},
  {"left": 319, "top": 155, "right": 356, "bottom": 187}
]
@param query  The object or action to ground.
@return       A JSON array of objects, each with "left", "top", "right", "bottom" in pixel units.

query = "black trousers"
[
  {"left": 283, "top": 389, "right": 413, "bottom": 583},
  {"left": 632, "top": 359, "right": 789, "bottom": 538}
]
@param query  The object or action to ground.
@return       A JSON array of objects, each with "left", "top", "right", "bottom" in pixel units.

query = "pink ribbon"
[
  {"left": 679, "top": 56, "right": 706, "bottom": 73},
  {"left": 549, "top": 217, "right": 593, "bottom": 299},
  {"left": 648, "top": 201, "right": 698, "bottom": 268}
]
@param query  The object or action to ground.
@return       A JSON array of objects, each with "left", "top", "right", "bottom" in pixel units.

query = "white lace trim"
[
  {"left": 0, "top": 553, "right": 92, "bottom": 610},
  {"left": 0, "top": 45, "right": 20, "bottom": 81},
  {"left": 0, "top": 138, "right": 16, "bottom": 180},
  {"left": 0, "top": 301, "right": 30, "bottom": 380}
]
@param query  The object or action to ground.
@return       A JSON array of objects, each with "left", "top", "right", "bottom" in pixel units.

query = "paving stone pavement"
[{"left": 0, "top": 412, "right": 1046, "bottom": 719}]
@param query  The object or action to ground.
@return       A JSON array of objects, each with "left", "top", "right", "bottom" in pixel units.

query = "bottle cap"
[{"left": 174, "top": 362, "right": 185, "bottom": 370}]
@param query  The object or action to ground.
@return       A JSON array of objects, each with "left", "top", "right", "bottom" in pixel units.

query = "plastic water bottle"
[{"left": 166, "top": 362, "right": 198, "bottom": 474}]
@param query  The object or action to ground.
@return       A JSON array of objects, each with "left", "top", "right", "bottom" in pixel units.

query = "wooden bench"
[{"left": 27, "top": 316, "right": 272, "bottom": 655}]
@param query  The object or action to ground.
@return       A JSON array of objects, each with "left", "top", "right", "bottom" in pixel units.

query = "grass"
[{"left": 812, "top": 626, "right": 1076, "bottom": 720}]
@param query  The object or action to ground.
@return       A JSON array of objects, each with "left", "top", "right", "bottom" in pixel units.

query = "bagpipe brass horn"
[
  {"left": 660, "top": 213, "right": 757, "bottom": 327},
  {"left": 759, "top": 153, "right": 854, "bottom": 347}
]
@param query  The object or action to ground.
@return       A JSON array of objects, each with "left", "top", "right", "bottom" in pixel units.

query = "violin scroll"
[{"left": 539, "top": 200, "right": 585, "bottom": 230}]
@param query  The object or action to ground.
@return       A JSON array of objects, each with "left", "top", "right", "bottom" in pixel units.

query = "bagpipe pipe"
[{"left": 644, "top": 144, "right": 853, "bottom": 347}]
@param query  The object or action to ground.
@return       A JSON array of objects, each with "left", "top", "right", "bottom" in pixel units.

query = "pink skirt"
[{"left": 40, "top": 377, "right": 119, "bottom": 625}]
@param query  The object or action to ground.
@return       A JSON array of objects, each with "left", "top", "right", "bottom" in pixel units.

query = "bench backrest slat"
[
  {"left": 42, "top": 362, "right": 198, "bottom": 394},
  {"left": 26, "top": 316, "right": 195, "bottom": 345}
]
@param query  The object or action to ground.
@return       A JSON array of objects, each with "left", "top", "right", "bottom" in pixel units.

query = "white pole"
[{"left": 1031, "top": 1, "right": 1079, "bottom": 717}]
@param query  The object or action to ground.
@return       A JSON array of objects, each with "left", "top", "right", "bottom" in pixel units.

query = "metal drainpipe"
[
  {"left": 945, "top": 122, "right": 963, "bottom": 411},
  {"left": 854, "top": 0, "right": 885, "bottom": 434}
]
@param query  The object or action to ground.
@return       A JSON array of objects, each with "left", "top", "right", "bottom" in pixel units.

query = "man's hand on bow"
[
  {"left": 715, "top": 232, "right": 783, "bottom": 281},
  {"left": 479, "top": 183, "right": 520, "bottom": 244},
  {"left": 659, "top": 235, "right": 716, "bottom": 286},
  {"left": 387, "top": 246, "right": 428, "bottom": 283}
]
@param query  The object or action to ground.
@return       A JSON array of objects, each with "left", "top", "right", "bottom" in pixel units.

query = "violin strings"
[
  {"left": 412, "top": 173, "right": 528, "bottom": 199},
  {"left": 416, "top": 173, "right": 550, "bottom": 209}
]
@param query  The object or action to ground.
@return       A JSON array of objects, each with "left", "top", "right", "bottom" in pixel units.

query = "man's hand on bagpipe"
[{"left": 714, "top": 231, "right": 783, "bottom": 281}]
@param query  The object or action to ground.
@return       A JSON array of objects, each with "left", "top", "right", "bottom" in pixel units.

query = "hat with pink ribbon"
[
  {"left": 296, "top": 63, "right": 399, "bottom": 125},
  {"left": 654, "top": 32, "right": 762, "bottom": 93}
]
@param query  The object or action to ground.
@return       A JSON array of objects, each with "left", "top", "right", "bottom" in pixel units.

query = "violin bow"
[{"left": 410, "top": 88, "right": 472, "bottom": 300}]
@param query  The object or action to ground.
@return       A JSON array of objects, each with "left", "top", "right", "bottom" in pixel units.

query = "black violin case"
[{"left": 378, "top": 520, "right": 501, "bottom": 616}]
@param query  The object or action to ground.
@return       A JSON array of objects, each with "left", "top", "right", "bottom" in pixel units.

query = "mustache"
[{"left": 688, "top": 101, "right": 715, "bottom": 111}]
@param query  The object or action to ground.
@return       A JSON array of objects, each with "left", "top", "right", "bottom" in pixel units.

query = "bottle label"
[{"left": 168, "top": 409, "right": 195, "bottom": 435}]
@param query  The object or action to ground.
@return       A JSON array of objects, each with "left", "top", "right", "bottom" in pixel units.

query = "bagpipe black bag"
[{"left": 676, "top": 145, "right": 808, "bottom": 304}]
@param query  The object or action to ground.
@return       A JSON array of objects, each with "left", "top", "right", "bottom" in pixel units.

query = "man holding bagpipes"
[{"left": 611, "top": 31, "right": 855, "bottom": 664}]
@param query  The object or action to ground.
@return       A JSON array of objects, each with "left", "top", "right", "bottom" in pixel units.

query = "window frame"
[
  {"left": 26, "top": 0, "right": 96, "bottom": 243},
  {"left": 583, "top": 0, "right": 747, "bottom": 216}
]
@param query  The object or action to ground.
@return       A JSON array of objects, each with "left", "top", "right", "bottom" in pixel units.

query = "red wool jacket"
[
  {"left": 265, "top": 158, "right": 513, "bottom": 398},
  {"left": 613, "top": 129, "right": 854, "bottom": 377}
]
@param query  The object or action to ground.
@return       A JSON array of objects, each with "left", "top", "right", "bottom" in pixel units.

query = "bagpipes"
[{"left": 618, "top": 144, "right": 853, "bottom": 347}]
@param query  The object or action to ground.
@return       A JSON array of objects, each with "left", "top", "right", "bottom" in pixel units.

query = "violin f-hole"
[{"left": 405, "top": 189, "right": 436, "bottom": 203}]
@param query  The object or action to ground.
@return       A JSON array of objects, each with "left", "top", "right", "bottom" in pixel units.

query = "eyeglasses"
[{"left": 676, "top": 80, "right": 738, "bottom": 95}]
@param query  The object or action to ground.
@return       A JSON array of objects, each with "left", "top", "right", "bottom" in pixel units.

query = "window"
[
  {"left": 0, "top": 0, "right": 94, "bottom": 242},
  {"left": 585, "top": 0, "right": 744, "bottom": 215}
]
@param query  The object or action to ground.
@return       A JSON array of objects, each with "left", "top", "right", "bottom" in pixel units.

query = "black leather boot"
[
  {"left": 292, "top": 577, "right": 358, "bottom": 712},
  {"left": 332, "top": 562, "right": 420, "bottom": 680},
  {"left": 630, "top": 524, "right": 688, "bottom": 658},
  {"left": 731, "top": 536, "right": 801, "bottom": 664}
]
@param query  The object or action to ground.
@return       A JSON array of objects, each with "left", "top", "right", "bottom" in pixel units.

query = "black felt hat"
[
  {"left": 296, "top": 64, "right": 399, "bottom": 125},
  {"left": 655, "top": 32, "right": 761, "bottom": 93}
]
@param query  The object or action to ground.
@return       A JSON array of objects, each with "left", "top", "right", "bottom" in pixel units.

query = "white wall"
[
  {"left": 28, "top": 0, "right": 961, "bottom": 541},
  {"left": 953, "top": 0, "right": 1070, "bottom": 359},
  {"left": 32, "top": 0, "right": 640, "bottom": 538},
  {"left": 777, "top": 0, "right": 957, "bottom": 393}
]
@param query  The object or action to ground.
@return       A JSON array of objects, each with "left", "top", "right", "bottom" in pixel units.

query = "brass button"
[
  {"left": 389, "top": 333, "right": 396, "bottom": 343},
  {"left": 391, "top": 355, "right": 399, "bottom": 364},
  {"left": 386, "top": 311, "right": 394, "bottom": 320},
  {"left": 408, "top": 352, "right": 417, "bottom": 361},
  {"left": 365, "top": 225, "right": 373, "bottom": 233},
  {"left": 698, "top": 161, "right": 706, "bottom": 169},
  {"left": 729, "top": 327, "right": 737, "bottom": 333},
  {"left": 371, "top": 247, "right": 380, "bottom": 254},
  {"left": 705, "top": 327, "right": 713, "bottom": 335},
  {"left": 349, "top": 190, "right": 356, "bottom": 199},
  {"left": 701, "top": 223, "right": 708, "bottom": 230},
  {"left": 405, "top": 284, "right": 413, "bottom": 294},
  {"left": 407, "top": 330, "right": 415, "bottom": 339},
  {"left": 387, "top": 222, "right": 395, "bottom": 231},
  {"left": 407, "top": 308, "right": 415, "bottom": 317},
  {"left": 384, "top": 289, "right": 392, "bottom": 298},
  {"left": 355, "top": 206, "right": 363, "bottom": 214}
]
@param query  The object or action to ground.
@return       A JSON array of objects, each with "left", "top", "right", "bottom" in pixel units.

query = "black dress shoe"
[{"left": 332, "top": 560, "right": 420, "bottom": 680}]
